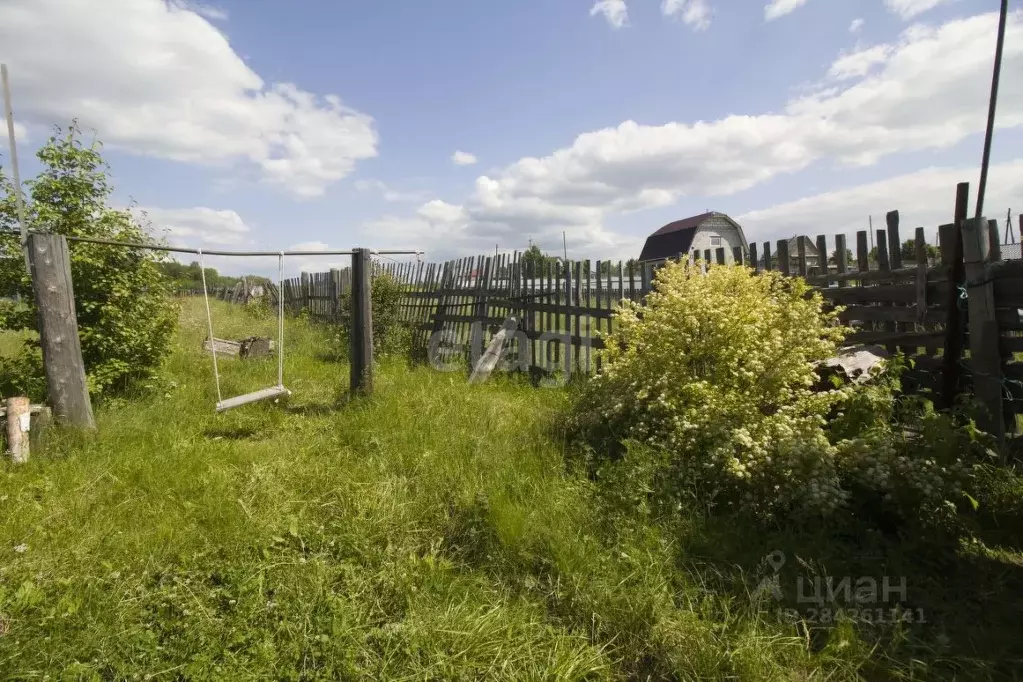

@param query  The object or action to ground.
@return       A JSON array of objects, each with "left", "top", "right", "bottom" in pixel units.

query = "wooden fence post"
[
  {"left": 962, "top": 217, "right": 1004, "bottom": 441},
  {"left": 6, "top": 396, "right": 30, "bottom": 463},
  {"left": 27, "top": 233, "right": 96, "bottom": 429},
  {"left": 350, "top": 247, "right": 374, "bottom": 396}
]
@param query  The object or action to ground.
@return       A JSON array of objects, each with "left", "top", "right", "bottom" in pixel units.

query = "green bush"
[
  {"left": 569, "top": 259, "right": 985, "bottom": 523},
  {"left": 333, "top": 268, "right": 410, "bottom": 359},
  {"left": 0, "top": 124, "right": 178, "bottom": 399}
]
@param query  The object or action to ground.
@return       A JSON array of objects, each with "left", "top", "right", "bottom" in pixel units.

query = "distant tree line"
[{"left": 157, "top": 261, "right": 267, "bottom": 292}]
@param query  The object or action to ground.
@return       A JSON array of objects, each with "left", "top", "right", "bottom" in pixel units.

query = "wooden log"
[
  {"left": 962, "top": 217, "right": 1004, "bottom": 441},
  {"left": 27, "top": 233, "right": 96, "bottom": 429},
  {"left": 469, "top": 316, "right": 518, "bottom": 384},
  {"left": 6, "top": 396, "right": 30, "bottom": 464},
  {"left": 350, "top": 247, "right": 374, "bottom": 396}
]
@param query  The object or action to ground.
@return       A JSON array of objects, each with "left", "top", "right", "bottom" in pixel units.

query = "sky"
[{"left": 0, "top": 0, "right": 1022, "bottom": 274}]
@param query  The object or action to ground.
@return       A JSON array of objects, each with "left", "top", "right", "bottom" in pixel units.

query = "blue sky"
[{"left": 1, "top": 0, "right": 1022, "bottom": 273}]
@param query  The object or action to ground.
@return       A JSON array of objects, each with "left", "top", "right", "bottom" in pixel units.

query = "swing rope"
[
  {"left": 198, "top": 248, "right": 223, "bottom": 404},
  {"left": 277, "top": 252, "right": 285, "bottom": 388}
]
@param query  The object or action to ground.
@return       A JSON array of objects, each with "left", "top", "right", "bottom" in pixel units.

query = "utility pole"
[
  {"left": 562, "top": 231, "right": 568, "bottom": 262},
  {"left": 868, "top": 216, "right": 874, "bottom": 255},
  {"left": 2, "top": 64, "right": 30, "bottom": 273}
]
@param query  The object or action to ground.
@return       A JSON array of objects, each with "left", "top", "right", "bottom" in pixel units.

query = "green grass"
[{"left": 1, "top": 299, "right": 1021, "bottom": 679}]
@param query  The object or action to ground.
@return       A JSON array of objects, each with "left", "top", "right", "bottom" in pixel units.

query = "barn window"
[{"left": 710, "top": 236, "right": 722, "bottom": 246}]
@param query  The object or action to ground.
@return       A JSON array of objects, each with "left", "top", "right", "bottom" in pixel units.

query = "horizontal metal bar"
[{"left": 22, "top": 231, "right": 422, "bottom": 258}]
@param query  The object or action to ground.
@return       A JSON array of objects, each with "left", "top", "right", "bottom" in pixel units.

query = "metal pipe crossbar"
[{"left": 23, "top": 231, "right": 423, "bottom": 258}]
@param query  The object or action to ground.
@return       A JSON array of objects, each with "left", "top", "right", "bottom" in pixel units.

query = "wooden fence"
[{"left": 273, "top": 208, "right": 1022, "bottom": 439}]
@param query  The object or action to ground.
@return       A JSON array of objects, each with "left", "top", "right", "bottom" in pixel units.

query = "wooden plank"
[
  {"left": 876, "top": 229, "right": 890, "bottom": 272},
  {"left": 941, "top": 181, "right": 970, "bottom": 409},
  {"left": 27, "top": 233, "right": 95, "bottom": 429},
  {"left": 962, "top": 217, "right": 1004, "bottom": 440},
  {"left": 350, "top": 247, "right": 374, "bottom": 395},
  {"left": 797, "top": 236, "right": 808, "bottom": 277},
  {"left": 575, "top": 260, "right": 585, "bottom": 374},
  {"left": 835, "top": 234, "right": 848, "bottom": 288},
  {"left": 856, "top": 231, "right": 869, "bottom": 273},
  {"left": 595, "top": 260, "right": 603, "bottom": 372},
  {"left": 838, "top": 306, "right": 949, "bottom": 325},
  {"left": 777, "top": 239, "right": 790, "bottom": 277},
  {"left": 816, "top": 235, "right": 827, "bottom": 277},
  {"left": 750, "top": 242, "right": 759, "bottom": 274},
  {"left": 821, "top": 284, "right": 922, "bottom": 305},
  {"left": 988, "top": 219, "right": 1002, "bottom": 262},
  {"left": 565, "top": 261, "right": 573, "bottom": 374},
  {"left": 887, "top": 210, "right": 902, "bottom": 270},
  {"left": 915, "top": 227, "right": 928, "bottom": 322}
]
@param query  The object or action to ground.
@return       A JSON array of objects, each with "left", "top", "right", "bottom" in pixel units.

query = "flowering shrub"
[{"left": 570, "top": 259, "right": 984, "bottom": 521}]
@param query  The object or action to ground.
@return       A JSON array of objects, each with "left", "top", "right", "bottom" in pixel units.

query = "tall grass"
[{"left": 0, "top": 299, "right": 1018, "bottom": 679}]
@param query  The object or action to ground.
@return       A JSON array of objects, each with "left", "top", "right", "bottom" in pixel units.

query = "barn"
[{"left": 638, "top": 212, "right": 750, "bottom": 266}]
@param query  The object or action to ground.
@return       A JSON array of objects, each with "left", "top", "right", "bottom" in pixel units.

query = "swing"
[{"left": 200, "top": 250, "right": 291, "bottom": 413}]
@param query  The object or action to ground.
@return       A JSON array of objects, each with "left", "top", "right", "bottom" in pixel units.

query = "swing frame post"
[
  {"left": 350, "top": 247, "right": 374, "bottom": 396},
  {"left": 27, "top": 233, "right": 96, "bottom": 429}
]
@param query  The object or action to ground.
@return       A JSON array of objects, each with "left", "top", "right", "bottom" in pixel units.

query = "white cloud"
[
  {"left": 366, "top": 11, "right": 1023, "bottom": 260},
  {"left": 590, "top": 0, "right": 629, "bottom": 29},
  {"left": 451, "top": 150, "right": 478, "bottom": 166},
  {"left": 765, "top": 0, "right": 810, "bottom": 22},
  {"left": 354, "top": 179, "right": 430, "bottom": 203},
  {"left": 738, "top": 159, "right": 1023, "bottom": 246},
  {"left": 0, "top": 0, "right": 378, "bottom": 198},
  {"left": 885, "top": 0, "right": 955, "bottom": 20},
  {"left": 662, "top": 0, "right": 712, "bottom": 31},
  {"left": 140, "top": 206, "right": 252, "bottom": 246},
  {"left": 827, "top": 45, "right": 893, "bottom": 80},
  {"left": 190, "top": 3, "right": 228, "bottom": 21},
  {"left": 850, "top": 18, "right": 865, "bottom": 33}
]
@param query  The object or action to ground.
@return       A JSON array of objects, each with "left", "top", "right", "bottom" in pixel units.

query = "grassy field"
[{"left": 1, "top": 299, "right": 1021, "bottom": 680}]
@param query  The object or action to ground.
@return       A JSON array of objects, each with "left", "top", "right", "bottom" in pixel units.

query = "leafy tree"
[
  {"left": 829, "top": 249, "right": 854, "bottom": 265},
  {"left": 901, "top": 238, "right": 939, "bottom": 263},
  {"left": 0, "top": 123, "right": 178, "bottom": 398},
  {"left": 520, "top": 244, "right": 554, "bottom": 274}
]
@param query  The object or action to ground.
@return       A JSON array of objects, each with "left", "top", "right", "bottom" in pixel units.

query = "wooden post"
[
  {"left": 762, "top": 242, "right": 772, "bottom": 271},
  {"left": 796, "top": 236, "right": 808, "bottom": 277},
  {"left": 886, "top": 210, "right": 902, "bottom": 270},
  {"left": 962, "top": 217, "right": 1004, "bottom": 440},
  {"left": 750, "top": 243, "right": 759, "bottom": 273},
  {"left": 301, "top": 271, "right": 310, "bottom": 311},
  {"left": 988, "top": 219, "right": 1002, "bottom": 262},
  {"left": 350, "top": 248, "right": 374, "bottom": 396},
  {"left": 777, "top": 240, "right": 790, "bottom": 277},
  {"left": 835, "top": 234, "right": 848, "bottom": 287},
  {"left": 816, "top": 235, "right": 827, "bottom": 276},
  {"left": 942, "top": 182, "right": 970, "bottom": 409},
  {"left": 856, "top": 231, "right": 869, "bottom": 273},
  {"left": 6, "top": 396, "right": 30, "bottom": 463},
  {"left": 27, "top": 233, "right": 95, "bottom": 429}
]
